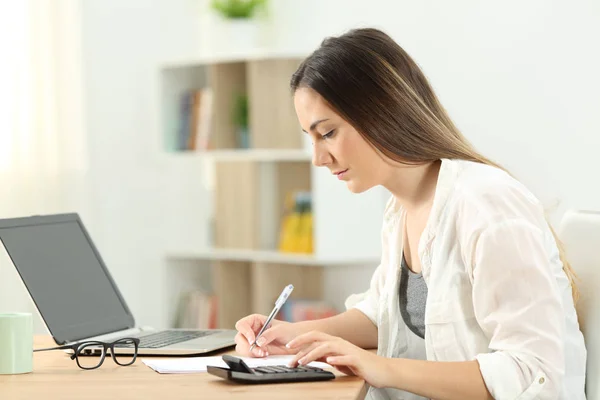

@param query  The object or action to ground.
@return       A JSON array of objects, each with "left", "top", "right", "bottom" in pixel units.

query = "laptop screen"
[{"left": 0, "top": 214, "right": 134, "bottom": 344}]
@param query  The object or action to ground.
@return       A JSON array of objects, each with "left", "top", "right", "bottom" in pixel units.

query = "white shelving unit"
[
  {"left": 160, "top": 51, "right": 386, "bottom": 329},
  {"left": 163, "top": 148, "right": 312, "bottom": 162},
  {"left": 167, "top": 248, "right": 379, "bottom": 266},
  {"left": 162, "top": 47, "right": 309, "bottom": 70}
]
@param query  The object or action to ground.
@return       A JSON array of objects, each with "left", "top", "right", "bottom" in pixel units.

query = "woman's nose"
[{"left": 312, "top": 143, "right": 332, "bottom": 167}]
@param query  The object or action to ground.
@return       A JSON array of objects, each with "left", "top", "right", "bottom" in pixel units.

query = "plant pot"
[
  {"left": 237, "top": 126, "right": 250, "bottom": 149},
  {"left": 208, "top": 17, "right": 265, "bottom": 54}
]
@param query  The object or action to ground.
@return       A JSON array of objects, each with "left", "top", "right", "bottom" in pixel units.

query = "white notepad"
[{"left": 142, "top": 355, "right": 331, "bottom": 374}]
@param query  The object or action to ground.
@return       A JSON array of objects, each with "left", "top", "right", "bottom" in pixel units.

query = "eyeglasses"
[{"left": 34, "top": 337, "right": 140, "bottom": 370}]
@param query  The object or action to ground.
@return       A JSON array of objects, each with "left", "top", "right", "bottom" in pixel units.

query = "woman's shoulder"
[{"left": 447, "top": 159, "right": 545, "bottom": 225}]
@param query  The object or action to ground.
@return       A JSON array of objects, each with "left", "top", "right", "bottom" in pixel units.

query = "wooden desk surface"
[{"left": 0, "top": 336, "right": 366, "bottom": 400}]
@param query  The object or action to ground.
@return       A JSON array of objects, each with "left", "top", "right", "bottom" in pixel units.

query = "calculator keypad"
[{"left": 253, "top": 365, "right": 324, "bottom": 374}]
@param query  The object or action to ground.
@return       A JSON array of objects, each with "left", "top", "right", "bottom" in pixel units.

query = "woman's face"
[{"left": 294, "top": 87, "right": 388, "bottom": 193}]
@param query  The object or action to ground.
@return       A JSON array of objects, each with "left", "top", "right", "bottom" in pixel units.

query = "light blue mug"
[{"left": 0, "top": 313, "right": 33, "bottom": 374}]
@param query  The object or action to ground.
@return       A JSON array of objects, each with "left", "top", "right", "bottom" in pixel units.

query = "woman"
[{"left": 234, "top": 28, "right": 586, "bottom": 400}]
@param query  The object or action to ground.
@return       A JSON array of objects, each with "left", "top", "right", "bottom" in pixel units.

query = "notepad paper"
[{"left": 142, "top": 355, "right": 331, "bottom": 374}]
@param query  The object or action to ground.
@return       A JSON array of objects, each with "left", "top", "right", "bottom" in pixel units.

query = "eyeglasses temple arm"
[{"left": 33, "top": 344, "right": 74, "bottom": 352}]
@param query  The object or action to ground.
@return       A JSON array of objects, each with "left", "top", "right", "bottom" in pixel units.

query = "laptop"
[{"left": 0, "top": 213, "right": 237, "bottom": 356}]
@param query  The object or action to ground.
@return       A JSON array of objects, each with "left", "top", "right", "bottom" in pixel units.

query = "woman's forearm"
[
  {"left": 295, "top": 309, "right": 378, "bottom": 349},
  {"left": 386, "top": 358, "right": 493, "bottom": 400}
]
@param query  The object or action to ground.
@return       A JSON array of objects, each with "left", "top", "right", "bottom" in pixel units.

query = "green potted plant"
[
  {"left": 203, "top": 0, "right": 270, "bottom": 55},
  {"left": 232, "top": 92, "right": 250, "bottom": 148},
  {"left": 211, "top": 0, "right": 267, "bottom": 19}
]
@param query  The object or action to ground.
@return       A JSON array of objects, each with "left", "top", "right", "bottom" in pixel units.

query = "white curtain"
[{"left": 0, "top": 0, "right": 87, "bottom": 332}]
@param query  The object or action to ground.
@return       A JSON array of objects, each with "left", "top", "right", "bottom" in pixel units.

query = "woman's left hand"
[{"left": 286, "top": 331, "right": 392, "bottom": 388}]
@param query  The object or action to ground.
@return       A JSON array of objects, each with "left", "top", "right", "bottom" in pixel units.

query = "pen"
[{"left": 249, "top": 284, "right": 294, "bottom": 353}]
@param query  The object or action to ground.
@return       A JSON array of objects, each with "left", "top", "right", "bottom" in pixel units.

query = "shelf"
[
  {"left": 160, "top": 52, "right": 386, "bottom": 329},
  {"left": 162, "top": 57, "right": 304, "bottom": 152},
  {"left": 162, "top": 47, "right": 309, "bottom": 69},
  {"left": 166, "top": 149, "right": 311, "bottom": 162},
  {"left": 167, "top": 248, "right": 379, "bottom": 266}
]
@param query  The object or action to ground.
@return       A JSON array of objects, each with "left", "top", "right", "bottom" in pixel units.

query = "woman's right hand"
[{"left": 234, "top": 314, "right": 299, "bottom": 358}]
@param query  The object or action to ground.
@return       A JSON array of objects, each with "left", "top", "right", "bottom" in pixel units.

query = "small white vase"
[{"left": 212, "top": 18, "right": 265, "bottom": 54}]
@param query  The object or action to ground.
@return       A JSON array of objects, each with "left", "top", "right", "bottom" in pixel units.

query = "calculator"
[{"left": 207, "top": 355, "right": 336, "bottom": 384}]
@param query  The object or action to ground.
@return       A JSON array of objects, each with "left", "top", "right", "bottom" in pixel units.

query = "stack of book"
[
  {"left": 176, "top": 88, "right": 214, "bottom": 151},
  {"left": 174, "top": 290, "right": 218, "bottom": 329},
  {"left": 276, "top": 299, "right": 338, "bottom": 323}
]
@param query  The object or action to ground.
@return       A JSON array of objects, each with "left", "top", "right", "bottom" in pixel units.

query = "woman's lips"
[{"left": 335, "top": 169, "right": 349, "bottom": 180}]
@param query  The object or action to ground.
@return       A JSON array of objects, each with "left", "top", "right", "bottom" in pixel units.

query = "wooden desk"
[{"left": 0, "top": 336, "right": 367, "bottom": 400}]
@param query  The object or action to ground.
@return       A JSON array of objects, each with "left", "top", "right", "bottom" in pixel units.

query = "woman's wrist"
[
  {"left": 380, "top": 356, "right": 401, "bottom": 388},
  {"left": 294, "top": 319, "right": 325, "bottom": 335}
]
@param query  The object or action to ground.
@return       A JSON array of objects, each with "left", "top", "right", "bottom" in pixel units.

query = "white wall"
[
  {"left": 75, "top": 0, "right": 599, "bottom": 328},
  {"left": 80, "top": 0, "right": 214, "bottom": 329},
  {"left": 307, "top": 0, "right": 600, "bottom": 309},
  {"left": 274, "top": 0, "right": 600, "bottom": 217}
]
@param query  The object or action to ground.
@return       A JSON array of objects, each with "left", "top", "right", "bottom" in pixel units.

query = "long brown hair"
[{"left": 290, "top": 27, "right": 578, "bottom": 302}]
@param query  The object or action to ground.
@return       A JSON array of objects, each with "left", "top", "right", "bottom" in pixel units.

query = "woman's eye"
[{"left": 322, "top": 129, "right": 335, "bottom": 139}]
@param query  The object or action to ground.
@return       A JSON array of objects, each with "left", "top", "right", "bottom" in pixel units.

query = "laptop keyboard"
[{"left": 134, "top": 330, "right": 218, "bottom": 349}]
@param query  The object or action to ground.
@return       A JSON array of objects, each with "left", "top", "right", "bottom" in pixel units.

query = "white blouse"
[{"left": 347, "top": 159, "right": 587, "bottom": 400}]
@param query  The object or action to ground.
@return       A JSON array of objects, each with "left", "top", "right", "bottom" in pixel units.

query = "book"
[
  {"left": 276, "top": 299, "right": 338, "bottom": 323},
  {"left": 174, "top": 290, "right": 218, "bottom": 329},
  {"left": 196, "top": 88, "right": 213, "bottom": 150},
  {"left": 176, "top": 87, "right": 214, "bottom": 151}
]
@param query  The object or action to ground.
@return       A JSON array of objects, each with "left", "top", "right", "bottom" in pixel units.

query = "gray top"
[{"left": 399, "top": 253, "right": 428, "bottom": 339}]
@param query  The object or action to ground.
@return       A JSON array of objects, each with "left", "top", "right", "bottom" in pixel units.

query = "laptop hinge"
[{"left": 73, "top": 327, "right": 147, "bottom": 344}]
